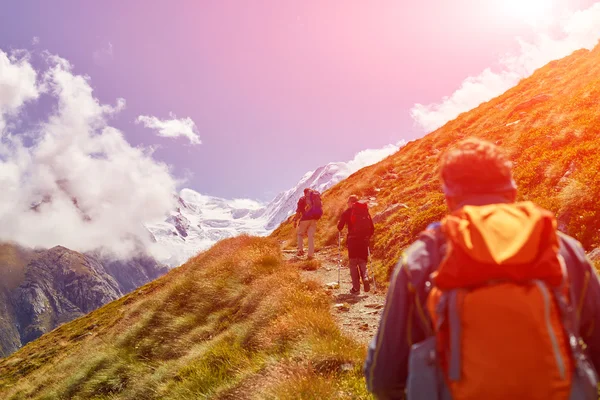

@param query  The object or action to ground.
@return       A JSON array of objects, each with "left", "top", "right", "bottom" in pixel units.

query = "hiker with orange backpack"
[
  {"left": 293, "top": 188, "right": 323, "bottom": 259},
  {"left": 364, "top": 138, "right": 600, "bottom": 400},
  {"left": 338, "top": 194, "right": 375, "bottom": 294}
]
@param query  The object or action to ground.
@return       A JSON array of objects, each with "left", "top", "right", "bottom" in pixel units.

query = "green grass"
[{"left": 0, "top": 236, "right": 373, "bottom": 399}]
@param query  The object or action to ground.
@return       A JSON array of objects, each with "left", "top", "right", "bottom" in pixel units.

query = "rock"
[
  {"left": 326, "top": 282, "right": 340, "bottom": 289},
  {"left": 13, "top": 246, "right": 123, "bottom": 345},
  {"left": 0, "top": 244, "right": 168, "bottom": 358},
  {"left": 359, "top": 323, "right": 369, "bottom": 331},
  {"left": 507, "top": 94, "right": 552, "bottom": 119},
  {"left": 382, "top": 173, "right": 399, "bottom": 181},
  {"left": 372, "top": 203, "right": 408, "bottom": 224},
  {"left": 419, "top": 202, "right": 432, "bottom": 211},
  {"left": 334, "top": 303, "right": 350, "bottom": 312},
  {"left": 166, "top": 214, "right": 190, "bottom": 238},
  {"left": 94, "top": 253, "right": 168, "bottom": 294},
  {"left": 588, "top": 248, "right": 600, "bottom": 263},
  {"left": 364, "top": 303, "right": 384, "bottom": 309},
  {"left": 341, "top": 363, "right": 354, "bottom": 371}
]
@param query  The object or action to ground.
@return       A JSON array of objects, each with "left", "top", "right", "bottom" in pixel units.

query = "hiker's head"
[
  {"left": 303, "top": 188, "right": 311, "bottom": 196},
  {"left": 440, "top": 137, "right": 517, "bottom": 210},
  {"left": 348, "top": 195, "right": 358, "bottom": 207}
]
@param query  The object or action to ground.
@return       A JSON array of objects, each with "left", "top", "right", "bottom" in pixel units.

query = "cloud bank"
[
  {"left": 0, "top": 49, "right": 178, "bottom": 259},
  {"left": 136, "top": 112, "right": 201, "bottom": 145},
  {"left": 411, "top": 3, "right": 600, "bottom": 132}
]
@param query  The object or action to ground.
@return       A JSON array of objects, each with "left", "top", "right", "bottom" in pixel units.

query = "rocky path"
[{"left": 282, "top": 247, "right": 386, "bottom": 344}]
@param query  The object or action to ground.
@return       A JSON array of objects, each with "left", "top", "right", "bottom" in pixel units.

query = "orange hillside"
[{"left": 271, "top": 44, "right": 600, "bottom": 286}]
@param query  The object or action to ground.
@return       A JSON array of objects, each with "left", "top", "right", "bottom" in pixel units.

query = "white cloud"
[
  {"left": 346, "top": 140, "right": 406, "bottom": 172},
  {"left": 136, "top": 112, "right": 201, "bottom": 145},
  {"left": 0, "top": 51, "right": 39, "bottom": 133},
  {"left": 410, "top": 2, "right": 600, "bottom": 133},
  {"left": 32, "top": 36, "right": 40, "bottom": 46},
  {"left": 0, "top": 49, "right": 178, "bottom": 259}
]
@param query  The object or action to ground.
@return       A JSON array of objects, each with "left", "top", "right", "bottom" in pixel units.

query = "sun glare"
[{"left": 500, "top": 0, "right": 556, "bottom": 26}]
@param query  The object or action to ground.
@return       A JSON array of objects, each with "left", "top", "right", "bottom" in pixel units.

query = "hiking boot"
[
  {"left": 350, "top": 287, "right": 360, "bottom": 295},
  {"left": 363, "top": 280, "right": 371, "bottom": 293}
]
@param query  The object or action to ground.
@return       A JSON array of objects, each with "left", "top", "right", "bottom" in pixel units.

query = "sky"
[{"left": 1, "top": 0, "right": 600, "bottom": 205}]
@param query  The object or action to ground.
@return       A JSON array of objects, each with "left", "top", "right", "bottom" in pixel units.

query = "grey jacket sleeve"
[{"left": 560, "top": 234, "right": 600, "bottom": 371}]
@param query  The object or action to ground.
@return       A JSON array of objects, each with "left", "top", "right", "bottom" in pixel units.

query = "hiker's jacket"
[
  {"left": 363, "top": 215, "right": 600, "bottom": 399},
  {"left": 338, "top": 207, "right": 374, "bottom": 260}
]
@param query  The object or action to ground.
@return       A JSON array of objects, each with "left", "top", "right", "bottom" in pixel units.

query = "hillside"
[
  {"left": 0, "top": 236, "right": 370, "bottom": 399},
  {"left": 0, "top": 244, "right": 167, "bottom": 358},
  {"left": 272, "top": 43, "right": 600, "bottom": 285}
]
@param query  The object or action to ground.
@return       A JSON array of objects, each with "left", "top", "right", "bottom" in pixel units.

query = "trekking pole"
[
  {"left": 368, "top": 246, "right": 377, "bottom": 292},
  {"left": 338, "top": 231, "right": 342, "bottom": 288}
]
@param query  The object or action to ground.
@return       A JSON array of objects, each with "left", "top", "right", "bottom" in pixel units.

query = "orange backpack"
[{"left": 406, "top": 201, "right": 598, "bottom": 400}]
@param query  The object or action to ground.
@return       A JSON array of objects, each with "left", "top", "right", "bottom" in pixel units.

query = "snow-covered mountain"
[
  {"left": 146, "top": 189, "right": 268, "bottom": 266},
  {"left": 147, "top": 143, "right": 403, "bottom": 267}
]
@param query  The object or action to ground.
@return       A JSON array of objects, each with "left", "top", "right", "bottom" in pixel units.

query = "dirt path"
[{"left": 282, "top": 247, "right": 386, "bottom": 344}]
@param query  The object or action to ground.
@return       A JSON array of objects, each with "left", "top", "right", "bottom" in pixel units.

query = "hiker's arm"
[
  {"left": 337, "top": 210, "right": 348, "bottom": 231},
  {"left": 293, "top": 199, "right": 304, "bottom": 225},
  {"left": 363, "top": 258, "right": 412, "bottom": 399},
  {"left": 295, "top": 199, "right": 303, "bottom": 215}
]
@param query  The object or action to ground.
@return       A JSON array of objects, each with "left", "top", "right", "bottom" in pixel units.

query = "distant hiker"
[
  {"left": 364, "top": 138, "right": 600, "bottom": 400},
  {"left": 294, "top": 188, "right": 323, "bottom": 258},
  {"left": 337, "top": 194, "right": 375, "bottom": 294}
]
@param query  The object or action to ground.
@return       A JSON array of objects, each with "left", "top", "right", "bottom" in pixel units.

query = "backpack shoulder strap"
[
  {"left": 403, "top": 221, "right": 447, "bottom": 337},
  {"left": 418, "top": 221, "right": 447, "bottom": 281},
  {"left": 557, "top": 232, "right": 593, "bottom": 332}
]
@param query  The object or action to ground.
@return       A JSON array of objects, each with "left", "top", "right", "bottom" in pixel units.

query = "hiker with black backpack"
[
  {"left": 337, "top": 194, "right": 375, "bottom": 294},
  {"left": 364, "top": 138, "right": 600, "bottom": 400},
  {"left": 293, "top": 188, "right": 323, "bottom": 259}
]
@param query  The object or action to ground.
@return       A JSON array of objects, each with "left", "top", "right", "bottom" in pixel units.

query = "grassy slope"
[
  {"left": 272, "top": 44, "right": 600, "bottom": 286},
  {"left": 0, "top": 236, "right": 371, "bottom": 400}
]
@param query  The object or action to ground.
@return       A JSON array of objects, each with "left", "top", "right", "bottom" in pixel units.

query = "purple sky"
[{"left": 1, "top": 0, "right": 597, "bottom": 200}]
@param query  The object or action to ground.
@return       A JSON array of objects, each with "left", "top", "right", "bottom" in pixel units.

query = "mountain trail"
[{"left": 282, "top": 246, "right": 386, "bottom": 345}]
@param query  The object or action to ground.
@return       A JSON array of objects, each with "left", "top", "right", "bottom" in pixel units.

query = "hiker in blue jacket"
[{"left": 363, "top": 138, "right": 600, "bottom": 399}]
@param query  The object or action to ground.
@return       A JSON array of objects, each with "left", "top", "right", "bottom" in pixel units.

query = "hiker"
[
  {"left": 337, "top": 195, "right": 375, "bottom": 294},
  {"left": 364, "top": 138, "right": 600, "bottom": 400},
  {"left": 293, "top": 188, "right": 323, "bottom": 258}
]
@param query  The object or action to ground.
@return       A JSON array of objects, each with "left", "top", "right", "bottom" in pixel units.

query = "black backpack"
[{"left": 350, "top": 201, "right": 373, "bottom": 238}]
